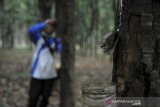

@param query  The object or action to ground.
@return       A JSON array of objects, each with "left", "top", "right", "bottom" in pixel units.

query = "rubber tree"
[
  {"left": 0, "top": 0, "right": 14, "bottom": 49},
  {"left": 38, "top": 0, "right": 53, "bottom": 21},
  {"left": 55, "top": 0, "right": 77, "bottom": 107},
  {"left": 0, "top": 0, "right": 4, "bottom": 48},
  {"left": 113, "top": 0, "right": 160, "bottom": 97}
]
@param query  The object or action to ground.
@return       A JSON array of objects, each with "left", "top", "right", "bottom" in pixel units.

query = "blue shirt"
[{"left": 28, "top": 22, "right": 62, "bottom": 79}]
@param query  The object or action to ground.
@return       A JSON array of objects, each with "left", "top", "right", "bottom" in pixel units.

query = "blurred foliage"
[
  {"left": 2, "top": 0, "right": 114, "bottom": 35},
  {"left": 0, "top": 0, "right": 114, "bottom": 53},
  {"left": 76, "top": 0, "right": 115, "bottom": 56},
  {"left": 3, "top": 0, "right": 38, "bottom": 25},
  {"left": 77, "top": 0, "right": 114, "bottom": 39}
]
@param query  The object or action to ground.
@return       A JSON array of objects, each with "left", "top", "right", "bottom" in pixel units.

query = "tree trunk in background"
[
  {"left": 88, "top": 0, "right": 99, "bottom": 37},
  {"left": 114, "top": 0, "right": 160, "bottom": 97},
  {"left": 4, "top": 19, "right": 14, "bottom": 49},
  {"left": 0, "top": 0, "right": 4, "bottom": 16},
  {"left": 56, "top": 0, "right": 77, "bottom": 107},
  {"left": 38, "top": 0, "right": 53, "bottom": 21},
  {"left": 85, "top": 0, "right": 99, "bottom": 56},
  {"left": 0, "top": 0, "right": 4, "bottom": 48},
  {"left": 0, "top": 0, "right": 14, "bottom": 49},
  {"left": 88, "top": 0, "right": 99, "bottom": 56},
  {"left": 55, "top": 0, "right": 63, "bottom": 37}
]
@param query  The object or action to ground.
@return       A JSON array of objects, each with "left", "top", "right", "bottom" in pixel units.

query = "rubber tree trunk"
[
  {"left": 0, "top": 0, "right": 14, "bottom": 49},
  {"left": 114, "top": 0, "right": 160, "bottom": 97},
  {"left": 88, "top": 0, "right": 99, "bottom": 56},
  {"left": 38, "top": 0, "right": 53, "bottom": 21},
  {"left": 55, "top": 0, "right": 77, "bottom": 107},
  {"left": 0, "top": 0, "right": 4, "bottom": 48}
]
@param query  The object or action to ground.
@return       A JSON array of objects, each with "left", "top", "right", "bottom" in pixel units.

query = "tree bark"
[
  {"left": 114, "top": 0, "right": 160, "bottom": 97},
  {"left": 55, "top": 0, "right": 77, "bottom": 107},
  {"left": 88, "top": 0, "right": 99, "bottom": 37},
  {"left": 0, "top": 0, "right": 14, "bottom": 49},
  {"left": 55, "top": 0, "right": 63, "bottom": 37},
  {"left": 0, "top": 0, "right": 4, "bottom": 48},
  {"left": 88, "top": 0, "right": 99, "bottom": 56},
  {"left": 38, "top": 0, "right": 53, "bottom": 21}
]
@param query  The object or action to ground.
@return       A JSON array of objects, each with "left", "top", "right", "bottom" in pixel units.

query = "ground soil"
[{"left": 0, "top": 49, "right": 112, "bottom": 107}]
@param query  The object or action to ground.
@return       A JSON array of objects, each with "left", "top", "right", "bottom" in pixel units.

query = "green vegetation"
[{"left": 0, "top": 0, "right": 114, "bottom": 56}]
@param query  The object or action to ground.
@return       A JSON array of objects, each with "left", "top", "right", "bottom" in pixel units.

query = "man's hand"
[
  {"left": 45, "top": 19, "right": 55, "bottom": 26},
  {"left": 44, "top": 19, "right": 56, "bottom": 35}
]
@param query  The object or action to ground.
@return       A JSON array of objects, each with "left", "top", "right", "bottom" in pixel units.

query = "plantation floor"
[{"left": 0, "top": 49, "right": 112, "bottom": 107}]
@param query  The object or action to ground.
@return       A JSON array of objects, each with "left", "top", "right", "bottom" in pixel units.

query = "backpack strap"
[{"left": 42, "top": 36, "right": 56, "bottom": 55}]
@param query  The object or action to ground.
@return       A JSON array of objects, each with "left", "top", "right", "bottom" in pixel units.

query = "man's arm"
[
  {"left": 48, "top": 37, "right": 62, "bottom": 53},
  {"left": 28, "top": 22, "right": 46, "bottom": 44},
  {"left": 56, "top": 38, "right": 62, "bottom": 53}
]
